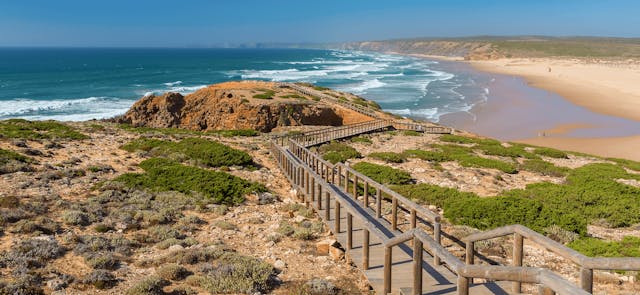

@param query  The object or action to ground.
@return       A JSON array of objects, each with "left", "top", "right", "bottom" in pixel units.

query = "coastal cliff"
[
  {"left": 115, "top": 81, "right": 371, "bottom": 132},
  {"left": 341, "top": 40, "right": 501, "bottom": 60}
]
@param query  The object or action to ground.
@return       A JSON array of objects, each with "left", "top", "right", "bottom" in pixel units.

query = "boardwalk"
[{"left": 269, "top": 86, "right": 640, "bottom": 294}]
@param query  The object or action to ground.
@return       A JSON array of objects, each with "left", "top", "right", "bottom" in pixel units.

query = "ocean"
[{"left": 0, "top": 48, "right": 491, "bottom": 122}]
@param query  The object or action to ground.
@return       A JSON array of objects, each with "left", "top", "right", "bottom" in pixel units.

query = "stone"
[
  {"left": 46, "top": 278, "right": 66, "bottom": 291},
  {"left": 328, "top": 244, "right": 345, "bottom": 261},
  {"left": 274, "top": 259, "right": 286, "bottom": 270},
  {"left": 316, "top": 239, "right": 336, "bottom": 255},
  {"left": 305, "top": 278, "right": 338, "bottom": 295},
  {"left": 258, "top": 192, "right": 277, "bottom": 205},
  {"left": 293, "top": 215, "right": 306, "bottom": 223},
  {"left": 167, "top": 244, "right": 184, "bottom": 252}
]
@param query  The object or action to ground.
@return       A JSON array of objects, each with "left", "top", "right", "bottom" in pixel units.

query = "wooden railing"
[
  {"left": 268, "top": 119, "right": 637, "bottom": 295},
  {"left": 464, "top": 224, "right": 640, "bottom": 294}
]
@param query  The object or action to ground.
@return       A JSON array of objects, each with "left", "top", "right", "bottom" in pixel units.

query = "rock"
[
  {"left": 328, "top": 244, "right": 345, "bottom": 261},
  {"left": 258, "top": 192, "right": 277, "bottom": 205},
  {"left": 315, "top": 239, "right": 335, "bottom": 255},
  {"left": 168, "top": 244, "right": 184, "bottom": 252},
  {"left": 274, "top": 259, "right": 286, "bottom": 270},
  {"left": 293, "top": 215, "right": 306, "bottom": 223},
  {"left": 305, "top": 278, "right": 338, "bottom": 295},
  {"left": 46, "top": 278, "right": 66, "bottom": 291},
  {"left": 113, "top": 81, "right": 349, "bottom": 132},
  {"left": 12, "top": 140, "right": 28, "bottom": 148}
]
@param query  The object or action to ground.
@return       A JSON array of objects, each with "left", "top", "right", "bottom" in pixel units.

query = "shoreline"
[{"left": 403, "top": 54, "right": 640, "bottom": 161}]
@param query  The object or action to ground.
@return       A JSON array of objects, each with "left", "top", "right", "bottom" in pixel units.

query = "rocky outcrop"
[{"left": 115, "top": 82, "right": 353, "bottom": 132}]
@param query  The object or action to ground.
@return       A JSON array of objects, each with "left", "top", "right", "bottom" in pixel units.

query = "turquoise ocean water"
[{"left": 0, "top": 48, "right": 491, "bottom": 122}]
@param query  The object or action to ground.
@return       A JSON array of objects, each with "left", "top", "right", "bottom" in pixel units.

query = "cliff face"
[
  {"left": 341, "top": 40, "right": 503, "bottom": 60},
  {"left": 116, "top": 82, "right": 352, "bottom": 132}
]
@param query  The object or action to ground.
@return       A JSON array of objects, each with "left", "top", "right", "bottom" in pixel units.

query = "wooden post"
[
  {"left": 513, "top": 233, "right": 524, "bottom": 293},
  {"left": 363, "top": 229, "right": 369, "bottom": 269},
  {"left": 317, "top": 185, "right": 322, "bottom": 210},
  {"left": 376, "top": 189, "right": 382, "bottom": 218},
  {"left": 410, "top": 209, "right": 417, "bottom": 229},
  {"left": 434, "top": 222, "right": 441, "bottom": 265},
  {"left": 334, "top": 200, "right": 341, "bottom": 233},
  {"left": 392, "top": 197, "right": 398, "bottom": 231},
  {"left": 363, "top": 182, "right": 369, "bottom": 208},
  {"left": 347, "top": 213, "right": 353, "bottom": 250},
  {"left": 305, "top": 170, "right": 310, "bottom": 196},
  {"left": 337, "top": 165, "right": 342, "bottom": 187},
  {"left": 353, "top": 175, "right": 358, "bottom": 198},
  {"left": 384, "top": 246, "right": 392, "bottom": 295},
  {"left": 580, "top": 268, "right": 593, "bottom": 293},
  {"left": 310, "top": 177, "right": 316, "bottom": 203},
  {"left": 413, "top": 237, "right": 423, "bottom": 295},
  {"left": 324, "top": 192, "right": 330, "bottom": 221},
  {"left": 465, "top": 241, "right": 474, "bottom": 265},
  {"left": 344, "top": 170, "right": 349, "bottom": 191},
  {"left": 457, "top": 275, "right": 469, "bottom": 295}
]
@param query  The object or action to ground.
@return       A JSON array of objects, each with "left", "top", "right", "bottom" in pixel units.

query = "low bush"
[
  {"left": 402, "top": 130, "right": 421, "bottom": 136},
  {"left": 61, "top": 210, "right": 91, "bottom": 226},
  {"left": 3, "top": 237, "right": 65, "bottom": 268},
  {"left": 213, "top": 220, "right": 237, "bottom": 231},
  {"left": 253, "top": 90, "right": 276, "bottom": 99},
  {"left": 368, "top": 152, "right": 405, "bottom": 163},
  {"left": 115, "top": 158, "right": 266, "bottom": 205},
  {"left": 0, "top": 119, "right": 88, "bottom": 140},
  {"left": 519, "top": 159, "right": 570, "bottom": 177},
  {"left": 568, "top": 236, "right": 640, "bottom": 257},
  {"left": 126, "top": 276, "right": 168, "bottom": 295},
  {"left": 534, "top": 147, "right": 569, "bottom": 159},
  {"left": 156, "top": 264, "right": 190, "bottom": 281},
  {"left": 402, "top": 149, "right": 451, "bottom": 162},
  {"left": 194, "top": 253, "right": 275, "bottom": 294},
  {"left": 350, "top": 136, "right": 372, "bottom": 144},
  {"left": 121, "top": 138, "right": 253, "bottom": 168},
  {"left": 207, "top": 129, "right": 259, "bottom": 137},
  {"left": 352, "top": 162, "right": 412, "bottom": 185},
  {"left": 83, "top": 270, "right": 117, "bottom": 289},
  {"left": 455, "top": 153, "right": 518, "bottom": 174},
  {"left": 319, "top": 142, "right": 361, "bottom": 164},
  {"left": 0, "top": 148, "right": 34, "bottom": 174}
]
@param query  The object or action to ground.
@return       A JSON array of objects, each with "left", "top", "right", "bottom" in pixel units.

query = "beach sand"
[
  {"left": 450, "top": 58, "right": 640, "bottom": 161},
  {"left": 470, "top": 58, "right": 640, "bottom": 121}
]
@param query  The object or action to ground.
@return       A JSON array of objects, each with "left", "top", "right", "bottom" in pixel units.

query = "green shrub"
[
  {"left": 207, "top": 129, "right": 259, "bottom": 137},
  {"left": 402, "top": 149, "right": 451, "bottom": 162},
  {"left": 534, "top": 147, "right": 569, "bottom": 159},
  {"left": 0, "top": 119, "right": 88, "bottom": 140},
  {"left": 607, "top": 157, "right": 640, "bottom": 171},
  {"left": 569, "top": 236, "right": 640, "bottom": 257},
  {"left": 0, "top": 148, "right": 34, "bottom": 174},
  {"left": 352, "top": 162, "right": 412, "bottom": 185},
  {"left": 115, "top": 158, "right": 266, "bottom": 205},
  {"left": 121, "top": 138, "right": 253, "bottom": 167},
  {"left": 440, "top": 134, "right": 482, "bottom": 144},
  {"left": 519, "top": 159, "right": 570, "bottom": 177},
  {"left": 319, "top": 142, "right": 361, "bottom": 164},
  {"left": 475, "top": 143, "right": 537, "bottom": 159},
  {"left": 368, "top": 152, "right": 405, "bottom": 163},
  {"left": 118, "top": 124, "right": 201, "bottom": 136},
  {"left": 156, "top": 264, "right": 190, "bottom": 281},
  {"left": 253, "top": 90, "right": 275, "bottom": 99},
  {"left": 195, "top": 253, "right": 275, "bottom": 294},
  {"left": 126, "top": 276, "right": 168, "bottom": 295},
  {"left": 391, "top": 183, "right": 477, "bottom": 209},
  {"left": 402, "top": 130, "right": 421, "bottom": 136},
  {"left": 62, "top": 210, "right": 91, "bottom": 226},
  {"left": 350, "top": 136, "right": 372, "bottom": 144},
  {"left": 213, "top": 220, "right": 237, "bottom": 231}
]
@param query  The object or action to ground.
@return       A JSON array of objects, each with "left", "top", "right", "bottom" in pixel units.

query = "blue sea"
[{"left": 0, "top": 48, "right": 491, "bottom": 122}]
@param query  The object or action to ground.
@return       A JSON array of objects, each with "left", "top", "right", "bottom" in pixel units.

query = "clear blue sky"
[{"left": 1, "top": 0, "right": 638, "bottom": 47}]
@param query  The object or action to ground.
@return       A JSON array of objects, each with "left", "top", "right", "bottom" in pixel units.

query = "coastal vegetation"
[
  {"left": 121, "top": 138, "right": 253, "bottom": 168},
  {"left": 252, "top": 89, "right": 276, "bottom": 99},
  {"left": 0, "top": 119, "right": 88, "bottom": 140},
  {"left": 115, "top": 158, "right": 265, "bottom": 205},
  {"left": 352, "top": 162, "right": 412, "bottom": 185},
  {"left": 318, "top": 141, "right": 361, "bottom": 164}
]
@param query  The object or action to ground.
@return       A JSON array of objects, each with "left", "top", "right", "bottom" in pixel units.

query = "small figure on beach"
[{"left": 548, "top": 67, "right": 552, "bottom": 73}]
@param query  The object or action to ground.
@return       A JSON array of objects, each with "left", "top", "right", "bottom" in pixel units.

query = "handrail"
[{"left": 269, "top": 119, "right": 618, "bottom": 295}]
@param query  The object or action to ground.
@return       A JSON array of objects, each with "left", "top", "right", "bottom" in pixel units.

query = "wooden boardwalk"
[{"left": 269, "top": 98, "right": 640, "bottom": 294}]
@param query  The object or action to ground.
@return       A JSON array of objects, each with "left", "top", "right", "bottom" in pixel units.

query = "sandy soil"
[{"left": 470, "top": 58, "right": 640, "bottom": 122}]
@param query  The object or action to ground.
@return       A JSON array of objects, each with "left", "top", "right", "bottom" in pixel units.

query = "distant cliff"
[{"left": 340, "top": 40, "right": 501, "bottom": 60}]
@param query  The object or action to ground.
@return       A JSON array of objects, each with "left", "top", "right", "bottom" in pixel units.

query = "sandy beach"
[
  {"left": 470, "top": 58, "right": 640, "bottom": 121},
  {"left": 447, "top": 58, "right": 640, "bottom": 161}
]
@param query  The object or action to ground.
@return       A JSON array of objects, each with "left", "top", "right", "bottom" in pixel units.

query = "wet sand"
[{"left": 435, "top": 61, "right": 640, "bottom": 161}]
